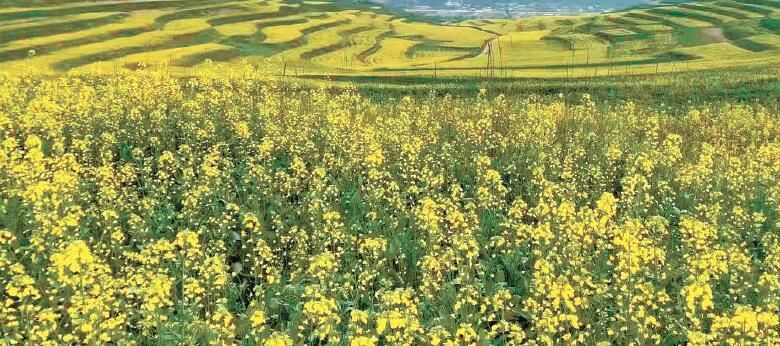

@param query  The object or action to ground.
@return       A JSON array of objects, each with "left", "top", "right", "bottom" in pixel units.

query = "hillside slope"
[{"left": 0, "top": 0, "right": 778, "bottom": 77}]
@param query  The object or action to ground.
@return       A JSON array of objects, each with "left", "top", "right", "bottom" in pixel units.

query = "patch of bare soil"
[{"left": 701, "top": 27, "right": 727, "bottom": 43}]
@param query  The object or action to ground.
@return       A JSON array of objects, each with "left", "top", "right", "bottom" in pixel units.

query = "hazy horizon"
[{"left": 373, "top": 0, "right": 656, "bottom": 18}]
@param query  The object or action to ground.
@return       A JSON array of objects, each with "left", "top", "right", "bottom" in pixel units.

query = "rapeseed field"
[{"left": 0, "top": 67, "right": 778, "bottom": 345}]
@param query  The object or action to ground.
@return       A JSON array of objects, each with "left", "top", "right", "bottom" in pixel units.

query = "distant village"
[{"left": 401, "top": 1, "right": 623, "bottom": 18}]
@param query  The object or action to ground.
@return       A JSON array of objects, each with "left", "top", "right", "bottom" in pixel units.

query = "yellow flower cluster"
[{"left": 0, "top": 70, "right": 778, "bottom": 344}]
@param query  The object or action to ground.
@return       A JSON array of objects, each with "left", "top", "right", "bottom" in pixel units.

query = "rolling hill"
[{"left": 0, "top": 0, "right": 778, "bottom": 78}]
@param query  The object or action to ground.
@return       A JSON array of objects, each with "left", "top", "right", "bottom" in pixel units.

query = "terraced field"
[{"left": 0, "top": 0, "right": 779, "bottom": 78}]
